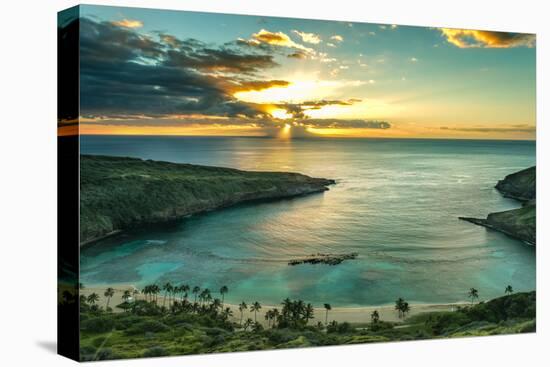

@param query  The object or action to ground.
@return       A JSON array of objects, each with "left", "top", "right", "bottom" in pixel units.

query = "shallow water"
[{"left": 80, "top": 136, "right": 536, "bottom": 306}]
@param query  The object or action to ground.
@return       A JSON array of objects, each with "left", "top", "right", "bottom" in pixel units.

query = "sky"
[{"left": 61, "top": 5, "right": 536, "bottom": 140}]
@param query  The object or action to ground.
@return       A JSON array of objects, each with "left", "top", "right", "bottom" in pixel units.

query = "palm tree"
[
  {"left": 505, "top": 285, "right": 514, "bottom": 295},
  {"left": 239, "top": 302, "right": 248, "bottom": 325},
  {"left": 211, "top": 298, "right": 222, "bottom": 311},
  {"left": 371, "top": 310, "right": 380, "bottom": 323},
  {"left": 162, "top": 282, "right": 173, "bottom": 307},
  {"left": 222, "top": 307, "right": 233, "bottom": 320},
  {"left": 243, "top": 318, "right": 254, "bottom": 331},
  {"left": 271, "top": 308, "right": 280, "bottom": 328},
  {"left": 401, "top": 302, "right": 410, "bottom": 318},
  {"left": 395, "top": 297, "right": 405, "bottom": 318},
  {"left": 122, "top": 289, "right": 131, "bottom": 302},
  {"left": 87, "top": 293, "right": 99, "bottom": 305},
  {"left": 150, "top": 285, "right": 160, "bottom": 304},
  {"left": 173, "top": 285, "right": 181, "bottom": 303},
  {"left": 251, "top": 301, "right": 262, "bottom": 322},
  {"left": 180, "top": 284, "right": 190, "bottom": 301},
  {"left": 220, "top": 285, "right": 228, "bottom": 308},
  {"left": 468, "top": 288, "right": 479, "bottom": 305},
  {"left": 199, "top": 289, "right": 212, "bottom": 306},
  {"left": 132, "top": 288, "right": 140, "bottom": 301},
  {"left": 265, "top": 310, "right": 273, "bottom": 327},
  {"left": 103, "top": 287, "right": 115, "bottom": 308},
  {"left": 192, "top": 286, "right": 200, "bottom": 303},
  {"left": 323, "top": 303, "right": 332, "bottom": 325},
  {"left": 304, "top": 303, "right": 315, "bottom": 325}
]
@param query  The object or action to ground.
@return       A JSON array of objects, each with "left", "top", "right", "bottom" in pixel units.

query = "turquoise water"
[{"left": 80, "top": 136, "right": 536, "bottom": 306}]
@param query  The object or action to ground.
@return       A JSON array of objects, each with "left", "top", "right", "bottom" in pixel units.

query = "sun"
[{"left": 270, "top": 108, "right": 293, "bottom": 119}]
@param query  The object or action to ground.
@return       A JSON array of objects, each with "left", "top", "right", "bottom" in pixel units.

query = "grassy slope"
[
  {"left": 495, "top": 166, "right": 536, "bottom": 201},
  {"left": 80, "top": 155, "right": 334, "bottom": 245},
  {"left": 78, "top": 292, "right": 535, "bottom": 361},
  {"left": 461, "top": 166, "right": 536, "bottom": 245},
  {"left": 486, "top": 204, "right": 536, "bottom": 245}
]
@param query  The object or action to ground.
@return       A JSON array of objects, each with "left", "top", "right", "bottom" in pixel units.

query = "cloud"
[
  {"left": 330, "top": 35, "right": 344, "bottom": 42},
  {"left": 251, "top": 29, "right": 314, "bottom": 53},
  {"left": 440, "top": 125, "right": 535, "bottom": 133},
  {"left": 287, "top": 51, "right": 308, "bottom": 59},
  {"left": 305, "top": 119, "right": 391, "bottom": 129},
  {"left": 271, "top": 99, "right": 362, "bottom": 119},
  {"left": 410, "top": 57, "right": 418, "bottom": 62},
  {"left": 440, "top": 28, "right": 535, "bottom": 48},
  {"left": 229, "top": 80, "right": 290, "bottom": 92},
  {"left": 111, "top": 19, "right": 143, "bottom": 28},
  {"left": 77, "top": 17, "right": 281, "bottom": 120},
  {"left": 71, "top": 18, "right": 373, "bottom": 135},
  {"left": 292, "top": 30, "right": 322, "bottom": 44}
]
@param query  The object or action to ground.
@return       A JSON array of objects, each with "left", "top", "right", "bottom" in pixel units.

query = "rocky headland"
[
  {"left": 80, "top": 155, "right": 335, "bottom": 245},
  {"left": 460, "top": 166, "right": 536, "bottom": 246}
]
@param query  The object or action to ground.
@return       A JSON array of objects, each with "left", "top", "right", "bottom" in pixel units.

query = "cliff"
[
  {"left": 460, "top": 166, "right": 536, "bottom": 246},
  {"left": 80, "top": 155, "right": 335, "bottom": 245},
  {"left": 495, "top": 166, "right": 536, "bottom": 202}
]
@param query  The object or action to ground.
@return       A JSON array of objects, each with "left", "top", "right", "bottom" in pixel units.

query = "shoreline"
[{"left": 80, "top": 285, "right": 470, "bottom": 325}]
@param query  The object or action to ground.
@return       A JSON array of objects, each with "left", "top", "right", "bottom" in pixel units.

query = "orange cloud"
[
  {"left": 230, "top": 80, "right": 290, "bottom": 93},
  {"left": 440, "top": 28, "right": 535, "bottom": 48},
  {"left": 111, "top": 19, "right": 143, "bottom": 28},
  {"left": 251, "top": 29, "right": 314, "bottom": 53}
]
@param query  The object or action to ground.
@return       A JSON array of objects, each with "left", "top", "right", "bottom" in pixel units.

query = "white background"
[{"left": 0, "top": 0, "right": 547, "bottom": 365}]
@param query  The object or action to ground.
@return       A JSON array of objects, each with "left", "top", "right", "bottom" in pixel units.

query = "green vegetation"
[
  {"left": 80, "top": 155, "right": 335, "bottom": 245},
  {"left": 460, "top": 166, "right": 536, "bottom": 245},
  {"left": 66, "top": 284, "right": 535, "bottom": 361},
  {"left": 495, "top": 166, "right": 535, "bottom": 202},
  {"left": 394, "top": 297, "right": 410, "bottom": 318}
]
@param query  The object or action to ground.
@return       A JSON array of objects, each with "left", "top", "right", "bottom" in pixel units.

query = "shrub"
[
  {"left": 125, "top": 320, "right": 170, "bottom": 335},
  {"left": 81, "top": 316, "right": 114, "bottom": 333},
  {"left": 266, "top": 329, "right": 296, "bottom": 344},
  {"left": 425, "top": 312, "right": 470, "bottom": 335},
  {"left": 327, "top": 321, "right": 352, "bottom": 334},
  {"left": 143, "top": 346, "right": 168, "bottom": 357}
]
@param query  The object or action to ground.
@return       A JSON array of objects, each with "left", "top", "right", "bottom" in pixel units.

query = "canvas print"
[{"left": 57, "top": 5, "right": 536, "bottom": 362}]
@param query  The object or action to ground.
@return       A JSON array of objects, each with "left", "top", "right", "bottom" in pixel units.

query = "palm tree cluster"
[
  {"left": 264, "top": 308, "right": 281, "bottom": 328},
  {"left": 394, "top": 298, "right": 410, "bottom": 319},
  {"left": 276, "top": 298, "right": 315, "bottom": 329},
  {"left": 77, "top": 282, "right": 518, "bottom": 336},
  {"left": 77, "top": 283, "right": 231, "bottom": 320}
]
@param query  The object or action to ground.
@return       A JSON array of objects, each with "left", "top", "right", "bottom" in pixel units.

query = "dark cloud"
[
  {"left": 78, "top": 17, "right": 280, "bottom": 119},
  {"left": 75, "top": 18, "right": 381, "bottom": 133},
  {"left": 273, "top": 99, "right": 362, "bottom": 119},
  {"left": 287, "top": 51, "right": 307, "bottom": 59}
]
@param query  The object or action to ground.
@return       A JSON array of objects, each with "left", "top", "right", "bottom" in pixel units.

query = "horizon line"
[{"left": 77, "top": 133, "right": 536, "bottom": 142}]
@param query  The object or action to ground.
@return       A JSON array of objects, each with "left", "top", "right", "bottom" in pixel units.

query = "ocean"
[{"left": 79, "top": 135, "right": 536, "bottom": 307}]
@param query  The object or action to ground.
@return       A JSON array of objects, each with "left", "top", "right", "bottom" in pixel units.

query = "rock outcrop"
[{"left": 287, "top": 253, "right": 359, "bottom": 266}]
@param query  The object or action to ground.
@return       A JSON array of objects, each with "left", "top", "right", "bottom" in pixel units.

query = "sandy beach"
[{"left": 80, "top": 285, "right": 470, "bottom": 325}]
